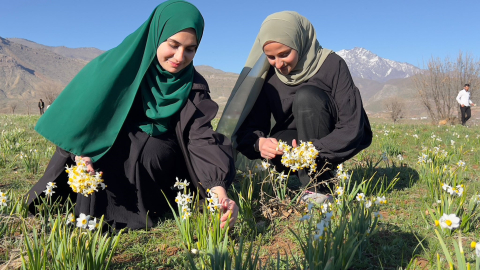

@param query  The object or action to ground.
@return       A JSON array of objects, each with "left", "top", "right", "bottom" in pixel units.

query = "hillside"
[{"left": 0, "top": 37, "right": 429, "bottom": 117}]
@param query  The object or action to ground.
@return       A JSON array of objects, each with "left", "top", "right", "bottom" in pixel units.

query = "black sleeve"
[
  {"left": 235, "top": 88, "right": 271, "bottom": 160},
  {"left": 313, "top": 57, "right": 372, "bottom": 163},
  {"left": 186, "top": 89, "right": 236, "bottom": 191}
]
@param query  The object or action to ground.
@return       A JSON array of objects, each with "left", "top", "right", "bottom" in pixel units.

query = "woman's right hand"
[
  {"left": 75, "top": 156, "right": 96, "bottom": 175},
  {"left": 258, "top": 137, "right": 283, "bottom": 159}
]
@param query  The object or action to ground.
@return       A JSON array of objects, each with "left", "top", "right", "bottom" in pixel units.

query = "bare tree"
[
  {"left": 10, "top": 103, "right": 17, "bottom": 114},
  {"left": 384, "top": 97, "right": 404, "bottom": 124},
  {"left": 37, "top": 81, "right": 64, "bottom": 105},
  {"left": 26, "top": 101, "right": 32, "bottom": 115},
  {"left": 413, "top": 52, "right": 480, "bottom": 123}
]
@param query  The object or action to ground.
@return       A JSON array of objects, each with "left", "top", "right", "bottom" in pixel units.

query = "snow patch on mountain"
[{"left": 336, "top": 47, "right": 420, "bottom": 82}]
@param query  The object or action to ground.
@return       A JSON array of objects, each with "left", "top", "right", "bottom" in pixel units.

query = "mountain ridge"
[{"left": 0, "top": 37, "right": 423, "bottom": 116}]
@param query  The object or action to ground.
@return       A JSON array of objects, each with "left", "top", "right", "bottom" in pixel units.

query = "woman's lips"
[{"left": 170, "top": 61, "right": 180, "bottom": 68}]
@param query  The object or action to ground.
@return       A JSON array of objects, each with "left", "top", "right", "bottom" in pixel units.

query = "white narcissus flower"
[
  {"left": 320, "top": 203, "right": 328, "bottom": 213},
  {"left": 365, "top": 200, "right": 372, "bottom": 208},
  {"left": 323, "top": 212, "right": 333, "bottom": 226},
  {"left": 454, "top": 185, "right": 464, "bottom": 197},
  {"left": 43, "top": 187, "right": 55, "bottom": 197},
  {"left": 66, "top": 213, "right": 76, "bottom": 225},
  {"left": 457, "top": 160, "right": 466, "bottom": 167},
  {"left": 0, "top": 196, "right": 8, "bottom": 207},
  {"left": 375, "top": 196, "right": 387, "bottom": 205},
  {"left": 88, "top": 218, "right": 99, "bottom": 231},
  {"left": 373, "top": 211, "right": 382, "bottom": 219},
  {"left": 441, "top": 183, "right": 450, "bottom": 191},
  {"left": 76, "top": 213, "right": 90, "bottom": 229},
  {"left": 261, "top": 161, "right": 270, "bottom": 170},
  {"left": 471, "top": 241, "right": 480, "bottom": 257},
  {"left": 439, "top": 213, "right": 460, "bottom": 230},
  {"left": 334, "top": 186, "right": 344, "bottom": 196},
  {"left": 46, "top": 182, "right": 57, "bottom": 188},
  {"left": 447, "top": 186, "right": 454, "bottom": 195},
  {"left": 277, "top": 172, "right": 287, "bottom": 181},
  {"left": 356, "top": 193, "right": 365, "bottom": 202},
  {"left": 191, "top": 248, "right": 198, "bottom": 255},
  {"left": 337, "top": 164, "right": 343, "bottom": 172}
]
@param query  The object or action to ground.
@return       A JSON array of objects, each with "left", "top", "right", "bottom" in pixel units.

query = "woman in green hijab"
[
  {"left": 27, "top": 0, "right": 238, "bottom": 230},
  {"left": 217, "top": 11, "right": 372, "bottom": 204}
]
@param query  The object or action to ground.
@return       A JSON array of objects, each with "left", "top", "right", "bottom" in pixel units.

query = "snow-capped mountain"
[{"left": 336, "top": 47, "right": 420, "bottom": 83}]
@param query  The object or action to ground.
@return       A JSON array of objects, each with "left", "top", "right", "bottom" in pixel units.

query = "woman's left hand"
[
  {"left": 219, "top": 197, "right": 238, "bottom": 229},
  {"left": 210, "top": 186, "right": 239, "bottom": 229}
]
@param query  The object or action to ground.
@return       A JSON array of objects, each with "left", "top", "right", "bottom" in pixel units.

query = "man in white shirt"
[{"left": 456, "top": 84, "right": 476, "bottom": 125}]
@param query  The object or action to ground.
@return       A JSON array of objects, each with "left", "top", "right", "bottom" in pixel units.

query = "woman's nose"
[
  {"left": 275, "top": 58, "right": 283, "bottom": 69},
  {"left": 174, "top": 48, "right": 185, "bottom": 62}
]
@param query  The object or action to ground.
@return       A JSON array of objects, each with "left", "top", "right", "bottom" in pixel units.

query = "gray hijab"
[{"left": 217, "top": 11, "right": 332, "bottom": 155}]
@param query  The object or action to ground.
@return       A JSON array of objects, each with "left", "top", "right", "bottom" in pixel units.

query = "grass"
[{"left": 0, "top": 114, "right": 479, "bottom": 269}]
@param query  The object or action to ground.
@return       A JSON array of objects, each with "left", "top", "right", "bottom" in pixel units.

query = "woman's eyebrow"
[
  {"left": 167, "top": 38, "right": 197, "bottom": 48},
  {"left": 265, "top": 49, "right": 291, "bottom": 56}
]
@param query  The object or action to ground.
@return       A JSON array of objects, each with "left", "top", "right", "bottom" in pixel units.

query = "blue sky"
[{"left": 1, "top": 0, "right": 479, "bottom": 73}]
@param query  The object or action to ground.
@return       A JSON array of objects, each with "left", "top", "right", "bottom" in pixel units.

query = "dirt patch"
[
  {"left": 415, "top": 257, "right": 429, "bottom": 269},
  {"left": 165, "top": 247, "right": 180, "bottom": 256},
  {"left": 111, "top": 253, "right": 143, "bottom": 264}
]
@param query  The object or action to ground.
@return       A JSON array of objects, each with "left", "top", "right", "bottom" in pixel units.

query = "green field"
[{"left": 0, "top": 114, "right": 479, "bottom": 269}]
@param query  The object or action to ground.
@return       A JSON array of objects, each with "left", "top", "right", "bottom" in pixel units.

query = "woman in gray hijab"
[{"left": 217, "top": 11, "right": 372, "bottom": 203}]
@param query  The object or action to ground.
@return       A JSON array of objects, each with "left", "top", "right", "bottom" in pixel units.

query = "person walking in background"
[
  {"left": 38, "top": 99, "right": 45, "bottom": 115},
  {"left": 456, "top": 84, "right": 476, "bottom": 126}
]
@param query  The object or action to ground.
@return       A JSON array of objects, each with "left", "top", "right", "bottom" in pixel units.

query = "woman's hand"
[
  {"left": 258, "top": 137, "right": 283, "bottom": 159},
  {"left": 75, "top": 156, "right": 96, "bottom": 175},
  {"left": 210, "top": 186, "right": 238, "bottom": 229}
]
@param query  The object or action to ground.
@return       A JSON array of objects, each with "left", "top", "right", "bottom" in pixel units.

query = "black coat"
[{"left": 27, "top": 71, "right": 235, "bottom": 229}]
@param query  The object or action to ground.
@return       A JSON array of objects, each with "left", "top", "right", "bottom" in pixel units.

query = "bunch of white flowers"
[
  {"left": 206, "top": 189, "right": 222, "bottom": 214},
  {"left": 43, "top": 182, "right": 56, "bottom": 197},
  {"left": 441, "top": 183, "right": 464, "bottom": 197},
  {"left": 65, "top": 160, "right": 106, "bottom": 197},
  {"left": 278, "top": 140, "right": 319, "bottom": 173},
  {"left": 0, "top": 190, "right": 9, "bottom": 207},
  {"left": 336, "top": 164, "right": 351, "bottom": 182},
  {"left": 175, "top": 197, "right": 193, "bottom": 219},
  {"left": 67, "top": 212, "right": 99, "bottom": 230}
]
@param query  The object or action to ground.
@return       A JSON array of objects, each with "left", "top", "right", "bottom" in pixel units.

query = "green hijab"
[{"left": 35, "top": 0, "right": 204, "bottom": 162}]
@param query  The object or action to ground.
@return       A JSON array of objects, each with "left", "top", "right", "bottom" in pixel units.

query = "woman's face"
[
  {"left": 157, "top": 28, "right": 198, "bottom": 73},
  {"left": 263, "top": 42, "right": 299, "bottom": 75}
]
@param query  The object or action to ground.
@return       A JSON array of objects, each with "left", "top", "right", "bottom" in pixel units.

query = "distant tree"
[
  {"left": 413, "top": 52, "right": 480, "bottom": 123},
  {"left": 384, "top": 97, "right": 404, "bottom": 124},
  {"left": 37, "top": 81, "right": 64, "bottom": 105},
  {"left": 26, "top": 101, "right": 32, "bottom": 115},
  {"left": 10, "top": 103, "right": 17, "bottom": 114}
]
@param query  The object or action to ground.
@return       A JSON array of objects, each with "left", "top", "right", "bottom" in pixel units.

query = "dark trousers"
[
  {"left": 460, "top": 105, "right": 471, "bottom": 125},
  {"left": 269, "top": 85, "right": 337, "bottom": 192},
  {"left": 27, "top": 129, "right": 183, "bottom": 230}
]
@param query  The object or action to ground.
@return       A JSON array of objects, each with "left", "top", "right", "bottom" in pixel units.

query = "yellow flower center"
[
  {"left": 82, "top": 219, "right": 87, "bottom": 225},
  {"left": 445, "top": 220, "right": 452, "bottom": 226},
  {"left": 471, "top": 242, "right": 477, "bottom": 249},
  {"left": 435, "top": 220, "right": 439, "bottom": 226}
]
